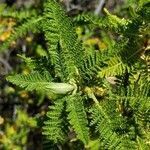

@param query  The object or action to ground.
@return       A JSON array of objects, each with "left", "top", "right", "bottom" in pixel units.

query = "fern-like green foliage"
[
  {"left": 109, "top": 83, "right": 150, "bottom": 149},
  {"left": 90, "top": 105, "right": 125, "bottom": 149},
  {"left": 17, "top": 55, "right": 52, "bottom": 73},
  {"left": 7, "top": 72, "right": 52, "bottom": 92},
  {"left": 43, "top": 98, "right": 66, "bottom": 143},
  {"left": 7, "top": 71, "right": 75, "bottom": 99},
  {"left": 4, "top": 0, "right": 150, "bottom": 149},
  {"left": 99, "top": 56, "right": 128, "bottom": 77},
  {"left": 43, "top": 0, "right": 84, "bottom": 80},
  {"left": 0, "top": 17, "right": 42, "bottom": 53},
  {"left": 75, "top": 2, "right": 150, "bottom": 78},
  {"left": 81, "top": 51, "right": 103, "bottom": 81},
  {"left": 74, "top": 9, "right": 129, "bottom": 33},
  {"left": 0, "top": 4, "right": 37, "bottom": 20},
  {"left": 66, "top": 94, "right": 89, "bottom": 145}
]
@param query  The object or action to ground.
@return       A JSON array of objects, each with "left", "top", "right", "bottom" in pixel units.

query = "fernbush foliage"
[{"left": 2, "top": 0, "right": 149, "bottom": 149}]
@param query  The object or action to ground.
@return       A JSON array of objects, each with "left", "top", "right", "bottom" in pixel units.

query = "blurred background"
[{"left": 0, "top": 0, "right": 137, "bottom": 149}]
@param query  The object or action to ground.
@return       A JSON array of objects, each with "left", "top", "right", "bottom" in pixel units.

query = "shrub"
[{"left": 1, "top": 0, "right": 149, "bottom": 149}]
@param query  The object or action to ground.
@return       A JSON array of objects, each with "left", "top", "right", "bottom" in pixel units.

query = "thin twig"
[
  {"left": 0, "top": 57, "right": 12, "bottom": 74},
  {"left": 63, "top": 0, "right": 71, "bottom": 11},
  {"left": 94, "top": 0, "right": 105, "bottom": 15}
]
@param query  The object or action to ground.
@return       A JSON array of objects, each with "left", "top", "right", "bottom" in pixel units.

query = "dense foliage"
[{"left": 0, "top": 0, "right": 150, "bottom": 149}]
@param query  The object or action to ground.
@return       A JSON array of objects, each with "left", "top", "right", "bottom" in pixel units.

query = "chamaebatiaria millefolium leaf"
[{"left": 4, "top": 0, "right": 150, "bottom": 149}]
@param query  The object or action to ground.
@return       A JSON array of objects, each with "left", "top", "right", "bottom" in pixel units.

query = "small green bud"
[{"left": 46, "top": 83, "right": 75, "bottom": 95}]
